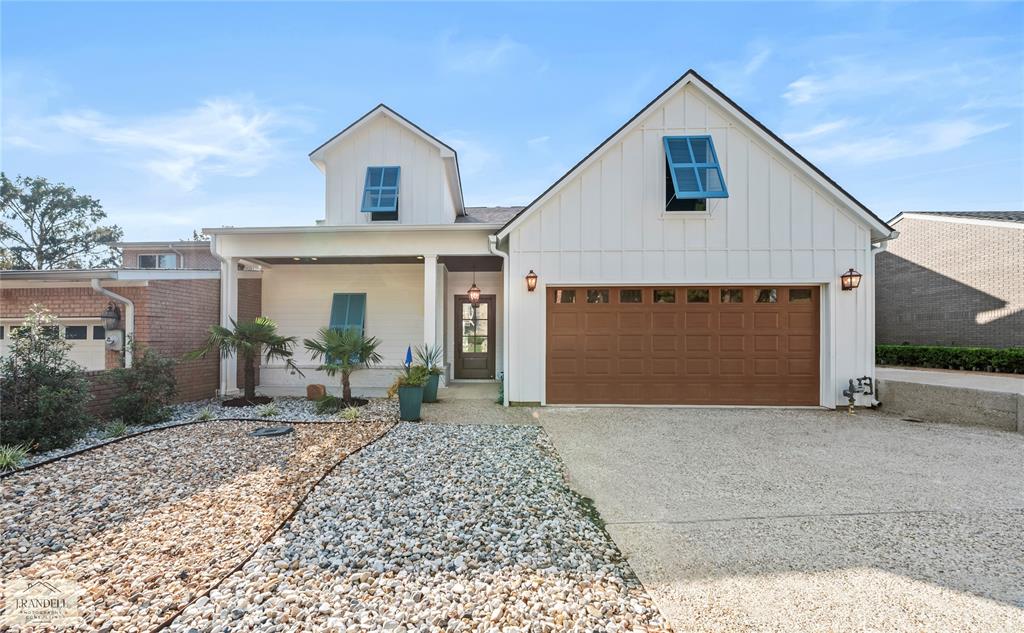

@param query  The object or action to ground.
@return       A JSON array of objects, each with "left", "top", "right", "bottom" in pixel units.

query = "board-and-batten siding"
[
  {"left": 258, "top": 264, "right": 424, "bottom": 391},
  {"left": 322, "top": 115, "right": 456, "bottom": 226},
  {"left": 507, "top": 84, "right": 875, "bottom": 406}
]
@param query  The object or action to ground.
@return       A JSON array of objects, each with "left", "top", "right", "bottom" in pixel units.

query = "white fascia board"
[
  {"left": 203, "top": 223, "right": 498, "bottom": 235},
  {"left": 114, "top": 269, "right": 222, "bottom": 280},
  {"left": 895, "top": 213, "right": 1024, "bottom": 230}
]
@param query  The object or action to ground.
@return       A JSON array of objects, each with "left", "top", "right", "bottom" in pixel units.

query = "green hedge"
[{"left": 876, "top": 345, "right": 1024, "bottom": 374}]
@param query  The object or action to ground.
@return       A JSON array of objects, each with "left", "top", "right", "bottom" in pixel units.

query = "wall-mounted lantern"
[
  {"left": 467, "top": 267, "right": 481, "bottom": 306},
  {"left": 525, "top": 270, "right": 538, "bottom": 292},
  {"left": 840, "top": 268, "right": 862, "bottom": 291},
  {"left": 99, "top": 302, "right": 121, "bottom": 330}
]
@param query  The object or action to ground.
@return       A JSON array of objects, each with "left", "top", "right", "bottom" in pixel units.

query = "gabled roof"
[
  {"left": 308, "top": 104, "right": 465, "bottom": 215},
  {"left": 496, "top": 69, "right": 894, "bottom": 240},
  {"left": 891, "top": 211, "right": 1024, "bottom": 225}
]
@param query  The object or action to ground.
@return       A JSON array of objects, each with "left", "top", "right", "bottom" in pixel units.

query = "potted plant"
[
  {"left": 415, "top": 343, "right": 444, "bottom": 403},
  {"left": 302, "top": 328, "right": 382, "bottom": 406},
  {"left": 388, "top": 364, "right": 429, "bottom": 421}
]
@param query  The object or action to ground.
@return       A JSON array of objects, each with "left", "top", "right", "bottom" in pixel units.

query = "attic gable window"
[
  {"left": 664, "top": 136, "right": 727, "bottom": 211},
  {"left": 361, "top": 166, "right": 400, "bottom": 221}
]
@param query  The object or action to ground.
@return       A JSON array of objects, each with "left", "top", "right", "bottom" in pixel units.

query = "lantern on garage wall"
[
  {"left": 840, "top": 268, "right": 862, "bottom": 291},
  {"left": 525, "top": 270, "right": 538, "bottom": 292},
  {"left": 99, "top": 302, "right": 121, "bottom": 329}
]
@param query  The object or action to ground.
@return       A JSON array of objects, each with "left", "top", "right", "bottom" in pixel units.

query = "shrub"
[
  {"left": 341, "top": 406, "right": 360, "bottom": 422},
  {"left": 195, "top": 407, "right": 216, "bottom": 422},
  {"left": 102, "top": 419, "right": 128, "bottom": 439},
  {"left": 876, "top": 345, "right": 1024, "bottom": 374},
  {"left": 303, "top": 328, "right": 382, "bottom": 403},
  {"left": 0, "top": 444, "right": 31, "bottom": 472},
  {"left": 315, "top": 394, "right": 345, "bottom": 414},
  {"left": 256, "top": 403, "right": 280, "bottom": 418},
  {"left": 106, "top": 343, "right": 177, "bottom": 425},
  {"left": 0, "top": 305, "right": 93, "bottom": 451},
  {"left": 386, "top": 365, "right": 430, "bottom": 398}
]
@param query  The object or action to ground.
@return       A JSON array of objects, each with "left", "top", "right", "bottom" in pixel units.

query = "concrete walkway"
[{"left": 877, "top": 366, "right": 1024, "bottom": 394}]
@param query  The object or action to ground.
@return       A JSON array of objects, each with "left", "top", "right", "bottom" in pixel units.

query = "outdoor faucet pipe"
[
  {"left": 91, "top": 278, "right": 135, "bottom": 368},
  {"left": 488, "top": 234, "right": 510, "bottom": 407}
]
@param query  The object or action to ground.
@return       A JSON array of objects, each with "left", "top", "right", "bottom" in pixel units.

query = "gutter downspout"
[
  {"left": 167, "top": 243, "right": 185, "bottom": 269},
  {"left": 91, "top": 279, "right": 135, "bottom": 368},
  {"left": 209, "top": 234, "right": 231, "bottom": 396},
  {"left": 488, "top": 234, "right": 510, "bottom": 407}
]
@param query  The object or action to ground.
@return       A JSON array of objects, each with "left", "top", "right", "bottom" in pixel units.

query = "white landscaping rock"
[{"left": 168, "top": 424, "right": 670, "bottom": 632}]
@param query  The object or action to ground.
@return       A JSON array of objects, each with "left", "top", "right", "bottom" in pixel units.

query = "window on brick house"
[{"left": 138, "top": 253, "right": 178, "bottom": 269}]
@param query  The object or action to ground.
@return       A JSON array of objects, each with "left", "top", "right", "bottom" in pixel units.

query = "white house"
[{"left": 205, "top": 69, "right": 895, "bottom": 407}]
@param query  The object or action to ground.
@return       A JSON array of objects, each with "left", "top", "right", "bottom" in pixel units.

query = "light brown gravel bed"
[{"left": 0, "top": 420, "right": 391, "bottom": 632}]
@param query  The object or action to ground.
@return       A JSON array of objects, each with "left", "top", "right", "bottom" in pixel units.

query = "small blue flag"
[{"left": 404, "top": 346, "right": 413, "bottom": 367}]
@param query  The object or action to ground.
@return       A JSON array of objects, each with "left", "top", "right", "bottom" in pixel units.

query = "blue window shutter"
[
  {"left": 328, "top": 293, "right": 367, "bottom": 334},
  {"left": 663, "top": 136, "right": 728, "bottom": 200},
  {"left": 360, "top": 166, "right": 400, "bottom": 213}
]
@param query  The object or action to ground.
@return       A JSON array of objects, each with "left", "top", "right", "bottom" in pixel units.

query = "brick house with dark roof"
[{"left": 876, "top": 211, "right": 1023, "bottom": 348}]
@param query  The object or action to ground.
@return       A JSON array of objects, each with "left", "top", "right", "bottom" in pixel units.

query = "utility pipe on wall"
[
  {"left": 488, "top": 234, "right": 510, "bottom": 407},
  {"left": 90, "top": 278, "right": 135, "bottom": 368},
  {"left": 208, "top": 234, "right": 232, "bottom": 396}
]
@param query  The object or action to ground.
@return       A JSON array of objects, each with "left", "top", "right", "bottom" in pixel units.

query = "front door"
[{"left": 455, "top": 295, "right": 496, "bottom": 379}]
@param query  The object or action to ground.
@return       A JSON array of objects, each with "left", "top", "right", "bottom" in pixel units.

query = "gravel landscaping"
[
  {"left": 168, "top": 424, "right": 670, "bottom": 632},
  {"left": 21, "top": 397, "right": 399, "bottom": 468},
  {"left": 1, "top": 419, "right": 391, "bottom": 632}
]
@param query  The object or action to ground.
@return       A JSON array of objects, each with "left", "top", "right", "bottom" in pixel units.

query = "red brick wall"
[
  {"left": 1, "top": 280, "right": 222, "bottom": 414},
  {"left": 84, "top": 370, "right": 121, "bottom": 417},
  {"left": 236, "top": 278, "right": 264, "bottom": 388}
]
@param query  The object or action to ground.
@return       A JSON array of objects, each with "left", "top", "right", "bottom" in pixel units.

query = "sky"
[{"left": 2, "top": 2, "right": 1022, "bottom": 241}]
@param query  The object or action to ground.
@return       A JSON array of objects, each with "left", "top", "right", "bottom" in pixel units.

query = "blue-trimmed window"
[
  {"left": 664, "top": 136, "right": 727, "bottom": 211},
  {"left": 328, "top": 293, "right": 367, "bottom": 363},
  {"left": 329, "top": 293, "right": 366, "bottom": 335},
  {"left": 361, "top": 166, "right": 400, "bottom": 221}
]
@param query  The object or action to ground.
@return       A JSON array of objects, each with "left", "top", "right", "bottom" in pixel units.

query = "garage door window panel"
[
  {"left": 619, "top": 289, "right": 643, "bottom": 303},
  {"left": 64, "top": 325, "right": 88, "bottom": 340},
  {"left": 721, "top": 289, "right": 744, "bottom": 303},
  {"left": 755, "top": 288, "right": 778, "bottom": 303},
  {"left": 586, "top": 289, "right": 610, "bottom": 304},
  {"left": 790, "top": 288, "right": 813, "bottom": 303},
  {"left": 686, "top": 289, "right": 709, "bottom": 303}
]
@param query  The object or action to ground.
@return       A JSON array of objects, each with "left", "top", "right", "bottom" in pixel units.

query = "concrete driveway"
[{"left": 532, "top": 407, "right": 1024, "bottom": 632}]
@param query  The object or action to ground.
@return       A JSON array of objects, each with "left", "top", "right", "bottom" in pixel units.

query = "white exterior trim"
[{"left": 891, "top": 212, "right": 1024, "bottom": 230}]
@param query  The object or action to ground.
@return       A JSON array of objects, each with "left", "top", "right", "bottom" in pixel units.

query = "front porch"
[{"left": 213, "top": 229, "right": 504, "bottom": 398}]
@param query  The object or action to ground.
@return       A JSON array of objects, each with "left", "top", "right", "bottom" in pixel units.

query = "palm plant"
[
  {"left": 303, "top": 328, "right": 382, "bottom": 403},
  {"left": 187, "top": 317, "right": 300, "bottom": 403}
]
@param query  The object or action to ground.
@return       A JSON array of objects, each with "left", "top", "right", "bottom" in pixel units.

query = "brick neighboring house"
[
  {"left": 876, "top": 211, "right": 1024, "bottom": 348},
  {"left": 0, "top": 241, "right": 262, "bottom": 415}
]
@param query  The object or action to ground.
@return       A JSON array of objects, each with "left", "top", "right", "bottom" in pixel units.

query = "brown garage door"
[{"left": 546, "top": 286, "right": 819, "bottom": 405}]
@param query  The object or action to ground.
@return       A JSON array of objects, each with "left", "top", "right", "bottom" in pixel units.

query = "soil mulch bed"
[
  {"left": 220, "top": 395, "right": 274, "bottom": 407},
  {"left": 0, "top": 420, "right": 392, "bottom": 632}
]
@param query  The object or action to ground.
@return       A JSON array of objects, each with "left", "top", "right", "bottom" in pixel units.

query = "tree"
[
  {"left": 187, "top": 316, "right": 300, "bottom": 403},
  {"left": 304, "top": 328, "right": 383, "bottom": 403},
  {"left": 0, "top": 305, "right": 93, "bottom": 451},
  {"left": 0, "top": 173, "right": 123, "bottom": 270}
]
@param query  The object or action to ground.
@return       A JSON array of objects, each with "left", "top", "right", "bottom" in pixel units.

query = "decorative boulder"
[{"left": 306, "top": 384, "right": 327, "bottom": 401}]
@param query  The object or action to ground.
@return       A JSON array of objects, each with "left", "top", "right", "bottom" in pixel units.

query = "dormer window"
[
  {"left": 361, "top": 166, "right": 400, "bottom": 221},
  {"left": 664, "top": 136, "right": 727, "bottom": 212}
]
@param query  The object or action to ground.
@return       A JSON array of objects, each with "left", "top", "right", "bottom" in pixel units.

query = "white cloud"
[
  {"left": 783, "top": 118, "right": 852, "bottom": 143},
  {"left": 527, "top": 135, "right": 550, "bottom": 149},
  {"left": 443, "top": 132, "right": 499, "bottom": 177},
  {"left": 438, "top": 31, "right": 529, "bottom": 74},
  {"left": 708, "top": 44, "right": 773, "bottom": 94},
  {"left": 37, "top": 98, "right": 290, "bottom": 190},
  {"left": 805, "top": 119, "right": 1007, "bottom": 164}
]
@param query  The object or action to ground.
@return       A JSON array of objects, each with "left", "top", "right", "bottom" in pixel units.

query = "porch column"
[
  {"left": 423, "top": 255, "right": 438, "bottom": 350},
  {"left": 220, "top": 257, "right": 239, "bottom": 395}
]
